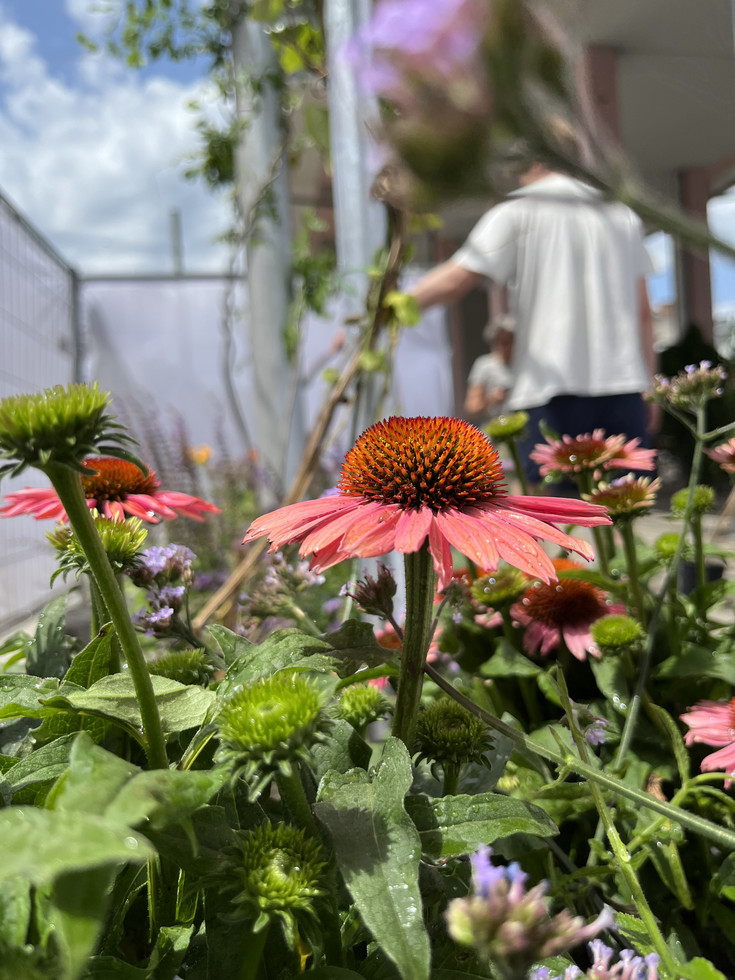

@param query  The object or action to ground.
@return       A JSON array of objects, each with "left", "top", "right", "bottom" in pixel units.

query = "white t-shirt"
[{"left": 453, "top": 174, "right": 653, "bottom": 411}]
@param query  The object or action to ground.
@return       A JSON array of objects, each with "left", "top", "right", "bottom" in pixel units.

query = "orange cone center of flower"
[
  {"left": 520, "top": 572, "right": 607, "bottom": 629},
  {"left": 337, "top": 416, "right": 506, "bottom": 511},
  {"left": 81, "top": 457, "right": 159, "bottom": 501}
]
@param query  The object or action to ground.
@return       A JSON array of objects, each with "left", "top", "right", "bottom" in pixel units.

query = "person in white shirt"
[{"left": 410, "top": 163, "right": 657, "bottom": 484}]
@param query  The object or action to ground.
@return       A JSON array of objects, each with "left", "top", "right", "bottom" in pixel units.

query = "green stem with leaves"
[
  {"left": 45, "top": 462, "right": 168, "bottom": 770},
  {"left": 423, "top": 661, "right": 735, "bottom": 852},
  {"left": 557, "top": 670, "right": 678, "bottom": 976},
  {"left": 618, "top": 519, "right": 645, "bottom": 624},
  {"left": 392, "top": 543, "right": 437, "bottom": 752}
]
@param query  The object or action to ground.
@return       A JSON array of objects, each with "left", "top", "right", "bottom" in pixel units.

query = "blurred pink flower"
[
  {"left": 510, "top": 559, "right": 623, "bottom": 661},
  {"left": 530, "top": 430, "right": 656, "bottom": 478},
  {"left": 0, "top": 457, "right": 220, "bottom": 524},
  {"left": 243, "top": 417, "right": 611, "bottom": 589},
  {"left": 705, "top": 437, "right": 735, "bottom": 475},
  {"left": 680, "top": 699, "right": 735, "bottom": 779}
]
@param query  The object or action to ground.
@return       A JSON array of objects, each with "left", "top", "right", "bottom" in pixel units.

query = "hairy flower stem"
[
  {"left": 507, "top": 439, "right": 528, "bottom": 496},
  {"left": 443, "top": 764, "right": 460, "bottom": 798},
  {"left": 276, "top": 765, "right": 319, "bottom": 839},
  {"left": 615, "top": 406, "right": 706, "bottom": 769},
  {"left": 392, "top": 543, "right": 437, "bottom": 752},
  {"left": 692, "top": 512, "right": 707, "bottom": 613},
  {"left": 618, "top": 520, "right": 645, "bottom": 625},
  {"left": 239, "top": 921, "right": 269, "bottom": 980},
  {"left": 45, "top": 463, "right": 168, "bottom": 770},
  {"left": 423, "top": 661, "right": 735, "bottom": 853},
  {"left": 556, "top": 670, "right": 678, "bottom": 976}
]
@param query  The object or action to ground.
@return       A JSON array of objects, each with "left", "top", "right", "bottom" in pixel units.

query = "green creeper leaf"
[
  {"left": 0, "top": 808, "right": 153, "bottom": 885},
  {"left": 383, "top": 290, "right": 421, "bottom": 327},
  {"left": 678, "top": 960, "right": 728, "bottom": 980},
  {"left": 315, "top": 737, "right": 430, "bottom": 980},
  {"left": 40, "top": 673, "right": 215, "bottom": 741},
  {"left": 405, "top": 791, "right": 557, "bottom": 857}
]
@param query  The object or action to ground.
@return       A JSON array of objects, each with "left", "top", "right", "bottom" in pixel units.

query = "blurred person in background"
[
  {"left": 464, "top": 314, "right": 515, "bottom": 420},
  {"left": 409, "top": 154, "right": 657, "bottom": 486}
]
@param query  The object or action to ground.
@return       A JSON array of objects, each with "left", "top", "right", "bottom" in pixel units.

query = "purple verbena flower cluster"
[
  {"left": 129, "top": 544, "right": 195, "bottom": 637},
  {"left": 531, "top": 938, "right": 659, "bottom": 979},
  {"left": 650, "top": 361, "right": 727, "bottom": 413},
  {"left": 445, "top": 846, "right": 614, "bottom": 974}
]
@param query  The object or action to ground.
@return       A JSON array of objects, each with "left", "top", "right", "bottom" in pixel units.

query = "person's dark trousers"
[{"left": 516, "top": 392, "right": 650, "bottom": 486}]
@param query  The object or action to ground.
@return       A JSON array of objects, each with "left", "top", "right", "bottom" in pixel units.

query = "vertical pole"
[{"left": 231, "top": 15, "right": 305, "bottom": 502}]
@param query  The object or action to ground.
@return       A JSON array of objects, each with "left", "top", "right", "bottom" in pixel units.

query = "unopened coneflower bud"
[
  {"left": 414, "top": 699, "right": 492, "bottom": 772},
  {"left": 0, "top": 383, "right": 137, "bottom": 478},
  {"left": 344, "top": 562, "right": 397, "bottom": 619},
  {"left": 337, "top": 683, "right": 391, "bottom": 732},
  {"left": 471, "top": 567, "right": 528, "bottom": 607},
  {"left": 216, "top": 671, "right": 332, "bottom": 796},
  {"left": 484, "top": 411, "right": 529, "bottom": 443},
  {"left": 222, "top": 822, "right": 329, "bottom": 944},
  {"left": 671, "top": 485, "right": 715, "bottom": 517},
  {"left": 148, "top": 649, "right": 214, "bottom": 686},
  {"left": 48, "top": 513, "right": 147, "bottom": 582},
  {"left": 589, "top": 614, "right": 645, "bottom": 656}
]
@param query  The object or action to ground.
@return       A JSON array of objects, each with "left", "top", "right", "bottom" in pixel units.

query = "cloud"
[
  {"left": 0, "top": 8, "right": 232, "bottom": 274},
  {"left": 64, "top": 0, "right": 120, "bottom": 39}
]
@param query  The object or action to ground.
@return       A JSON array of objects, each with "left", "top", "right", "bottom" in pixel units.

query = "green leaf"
[
  {"left": 50, "top": 733, "right": 224, "bottom": 830},
  {"left": 383, "top": 290, "right": 421, "bottom": 326},
  {"left": 480, "top": 641, "right": 541, "bottom": 678},
  {"left": 63, "top": 627, "right": 115, "bottom": 688},
  {"left": 311, "top": 718, "right": 372, "bottom": 779},
  {"left": 207, "top": 624, "right": 253, "bottom": 667},
  {"left": 4, "top": 732, "right": 78, "bottom": 800},
  {"left": 85, "top": 925, "right": 195, "bottom": 980},
  {"left": 315, "top": 738, "right": 430, "bottom": 980},
  {"left": 303, "top": 971, "right": 366, "bottom": 980},
  {"left": 0, "top": 808, "right": 153, "bottom": 885},
  {"left": 0, "top": 876, "right": 32, "bottom": 946},
  {"left": 25, "top": 594, "right": 77, "bottom": 679},
  {"left": 678, "top": 959, "right": 728, "bottom": 980},
  {"left": 649, "top": 703, "right": 690, "bottom": 783},
  {"left": 589, "top": 655, "right": 631, "bottom": 712},
  {"left": 219, "top": 628, "right": 335, "bottom": 695},
  {"left": 41, "top": 673, "right": 215, "bottom": 741},
  {"left": 405, "top": 792, "right": 557, "bottom": 857},
  {"left": 321, "top": 620, "right": 393, "bottom": 672},
  {"left": 0, "top": 674, "right": 61, "bottom": 720},
  {"left": 39, "top": 865, "right": 117, "bottom": 980},
  {"left": 655, "top": 644, "right": 735, "bottom": 685}
]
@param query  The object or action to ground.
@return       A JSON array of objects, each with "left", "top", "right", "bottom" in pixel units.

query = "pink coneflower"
[
  {"left": 530, "top": 430, "right": 656, "bottom": 478},
  {"left": 510, "top": 559, "right": 622, "bottom": 661},
  {"left": 584, "top": 475, "right": 661, "bottom": 519},
  {"left": 680, "top": 699, "right": 735, "bottom": 779},
  {"left": 243, "top": 417, "right": 611, "bottom": 588},
  {"left": 0, "top": 457, "right": 220, "bottom": 523},
  {"left": 705, "top": 437, "right": 735, "bottom": 475}
]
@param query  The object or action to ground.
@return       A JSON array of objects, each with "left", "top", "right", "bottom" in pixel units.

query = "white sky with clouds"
[{"left": 0, "top": 0, "right": 232, "bottom": 274}]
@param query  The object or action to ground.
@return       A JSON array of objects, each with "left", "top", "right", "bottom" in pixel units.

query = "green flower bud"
[
  {"left": 148, "top": 649, "right": 214, "bottom": 686},
  {"left": 216, "top": 671, "right": 332, "bottom": 794},
  {"left": 590, "top": 613, "right": 645, "bottom": 654},
  {"left": 337, "top": 683, "right": 391, "bottom": 731},
  {"left": 48, "top": 513, "right": 147, "bottom": 582},
  {"left": 0, "top": 383, "right": 138, "bottom": 478},
  {"left": 654, "top": 531, "right": 686, "bottom": 561},
  {"left": 471, "top": 567, "right": 528, "bottom": 607},
  {"left": 484, "top": 411, "right": 529, "bottom": 443},
  {"left": 415, "top": 699, "right": 493, "bottom": 771},
  {"left": 223, "top": 822, "right": 329, "bottom": 942},
  {"left": 671, "top": 485, "right": 716, "bottom": 517}
]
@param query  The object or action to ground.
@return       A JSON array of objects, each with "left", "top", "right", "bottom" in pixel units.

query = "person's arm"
[
  {"left": 464, "top": 384, "right": 508, "bottom": 417},
  {"left": 409, "top": 260, "right": 483, "bottom": 311}
]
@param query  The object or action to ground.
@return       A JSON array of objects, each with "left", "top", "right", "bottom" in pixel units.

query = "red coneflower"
[
  {"left": 680, "top": 699, "right": 735, "bottom": 781},
  {"left": 0, "top": 457, "right": 220, "bottom": 523},
  {"left": 243, "top": 417, "right": 611, "bottom": 588},
  {"left": 510, "top": 559, "right": 622, "bottom": 661}
]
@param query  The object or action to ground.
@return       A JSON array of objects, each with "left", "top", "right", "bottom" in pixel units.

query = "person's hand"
[{"left": 644, "top": 394, "right": 661, "bottom": 436}]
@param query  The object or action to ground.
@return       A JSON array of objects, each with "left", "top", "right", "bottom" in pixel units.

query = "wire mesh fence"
[{"left": 0, "top": 192, "right": 78, "bottom": 632}]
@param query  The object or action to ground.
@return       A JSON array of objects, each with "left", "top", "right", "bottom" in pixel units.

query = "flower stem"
[
  {"left": 276, "top": 765, "right": 319, "bottom": 838},
  {"left": 507, "top": 438, "right": 529, "bottom": 495},
  {"left": 556, "top": 670, "right": 678, "bottom": 976},
  {"left": 422, "top": 661, "right": 735, "bottom": 853},
  {"left": 618, "top": 520, "right": 645, "bottom": 624},
  {"left": 240, "top": 922, "right": 270, "bottom": 980},
  {"left": 45, "top": 463, "right": 168, "bottom": 770},
  {"left": 614, "top": 406, "right": 706, "bottom": 769},
  {"left": 392, "top": 543, "right": 437, "bottom": 753},
  {"left": 442, "top": 763, "right": 460, "bottom": 797}
]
